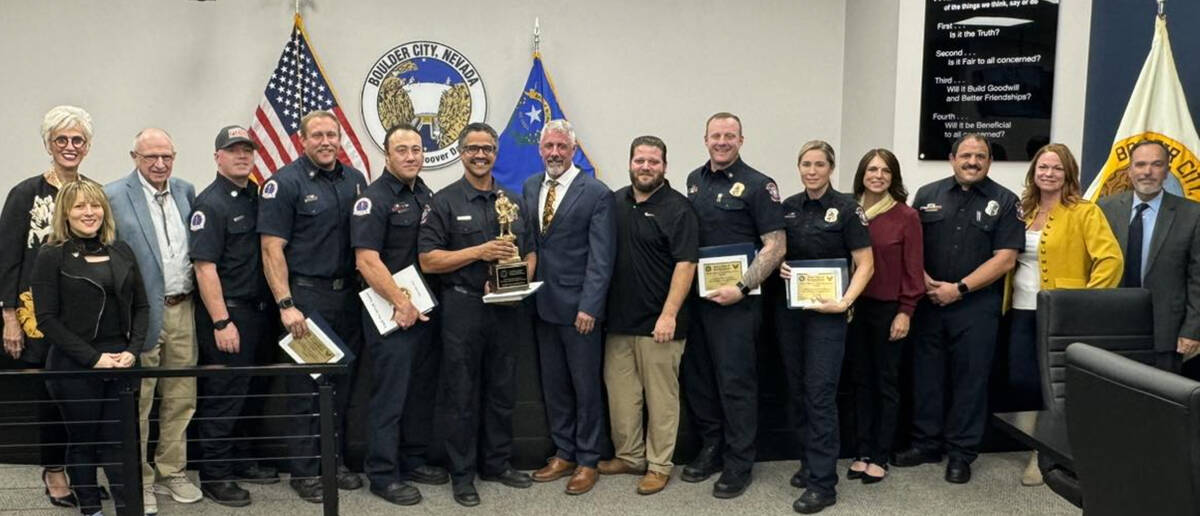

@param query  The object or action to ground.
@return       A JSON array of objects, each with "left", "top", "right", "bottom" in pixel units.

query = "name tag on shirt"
[{"left": 456, "top": 215, "right": 473, "bottom": 221}]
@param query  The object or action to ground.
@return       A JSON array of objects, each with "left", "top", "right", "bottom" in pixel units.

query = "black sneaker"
[
  {"left": 681, "top": 445, "right": 723, "bottom": 483},
  {"left": 203, "top": 481, "right": 250, "bottom": 508},
  {"left": 712, "top": 470, "right": 751, "bottom": 499},
  {"left": 945, "top": 458, "right": 972, "bottom": 484},
  {"left": 793, "top": 489, "right": 836, "bottom": 514}
]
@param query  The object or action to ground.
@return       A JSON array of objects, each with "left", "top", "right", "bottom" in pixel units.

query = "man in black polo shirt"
[
  {"left": 258, "top": 111, "right": 368, "bottom": 502},
  {"left": 350, "top": 123, "right": 448, "bottom": 506},
  {"left": 681, "top": 112, "right": 786, "bottom": 498},
  {"left": 597, "top": 135, "right": 698, "bottom": 495},
  {"left": 891, "top": 133, "right": 1022, "bottom": 484},
  {"left": 190, "top": 125, "right": 280, "bottom": 507},
  {"left": 418, "top": 122, "right": 535, "bottom": 507}
]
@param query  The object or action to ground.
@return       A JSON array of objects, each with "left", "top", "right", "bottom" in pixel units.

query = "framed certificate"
[
  {"left": 786, "top": 258, "right": 850, "bottom": 309},
  {"left": 697, "top": 243, "right": 761, "bottom": 297},
  {"left": 279, "top": 314, "right": 352, "bottom": 379}
]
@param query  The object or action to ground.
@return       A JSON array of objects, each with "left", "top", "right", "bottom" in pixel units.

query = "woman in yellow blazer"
[{"left": 1007, "top": 143, "right": 1122, "bottom": 485}]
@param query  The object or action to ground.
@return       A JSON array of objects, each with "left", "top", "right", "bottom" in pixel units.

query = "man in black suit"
[
  {"left": 1098, "top": 139, "right": 1200, "bottom": 373},
  {"left": 522, "top": 119, "right": 617, "bottom": 495}
]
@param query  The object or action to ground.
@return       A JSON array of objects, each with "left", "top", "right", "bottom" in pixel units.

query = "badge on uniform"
[
  {"left": 644, "top": 211, "right": 656, "bottom": 218},
  {"left": 233, "top": 215, "right": 245, "bottom": 222},
  {"left": 688, "top": 184, "right": 699, "bottom": 195},
  {"left": 304, "top": 194, "right": 319, "bottom": 204},
  {"left": 985, "top": 200, "right": 999, "bottom": 217},
  {"left": 766, "top": 182, "right": 781, "bottom": 203},
  {"left": 262, "top": 180, "right": 278, "bottom": 199},
  {"left": 420, "top": 204, "right": 431, "bottom": 224},
  {"left": 729, "top": 182, "right": 745, "bottom": 197},
  {"left": 229, "top": 190, "right": 238, "bottom": 197},
  {"left": 456, "top": 215, "right": 473, "bottom": 221},
  {"left": 919, "top": 203, "right": 941, "bottom": 212},
  {"left": 190, "top": 211, "right": 206, "bottom": 231},
  {"left": 353, "top": 198, "right": 371, "bottom": 216},
  {"left": 393, "top": 202, "right": 410, "bottom": 213},
  {"left": 824, "top": 207, "right": 839, "bottom": 223},
  {"left": 855, "top": 205, "right": 868, "bottom": 226},
  {"left": 784, "top": 211, "right": 797, "bottom": 219}
]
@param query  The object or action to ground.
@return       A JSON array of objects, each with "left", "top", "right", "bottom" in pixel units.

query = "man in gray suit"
[
  {"left": 105, "top": 128, "right": 201, "bottom": 515},
  {"left": 1098, "top": 139, "right": 1200, "bottom": 372}
]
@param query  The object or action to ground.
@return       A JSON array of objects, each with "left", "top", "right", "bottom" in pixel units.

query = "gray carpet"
[{"left": 0, "top": 453, "right": 1079, "bottom": 515}]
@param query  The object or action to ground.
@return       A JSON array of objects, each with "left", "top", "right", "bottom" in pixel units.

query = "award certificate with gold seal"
[
  {"left": 785, "top": 258, "right": 850, "bottom": 309},
  {"left": 279, "top": 316, "right": 348, "bottom": 379}
]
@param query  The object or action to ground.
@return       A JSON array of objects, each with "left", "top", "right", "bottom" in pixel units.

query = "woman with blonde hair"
[
  {"left": 1005, "top": 143, "right": 1121, "bottom": 485},
  {"left": 32, "top": 180, "right": 148, "bottom": 516},
  {"left": 0, "top": 105, "right": 95, "bottom": 507}
]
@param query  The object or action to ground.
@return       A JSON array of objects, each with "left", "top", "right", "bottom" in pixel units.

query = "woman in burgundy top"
[{"left": 846, "top": 149, "right": 923, "bottom": 483}]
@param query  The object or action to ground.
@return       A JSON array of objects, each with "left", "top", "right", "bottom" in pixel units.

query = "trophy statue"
[{"left": 490, "top": 191, "right": 530, "bottom": 293}]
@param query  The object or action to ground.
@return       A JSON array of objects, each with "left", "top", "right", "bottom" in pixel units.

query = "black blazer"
[{"left": 31, "top": 240, "right": 149, "bottom": 369}]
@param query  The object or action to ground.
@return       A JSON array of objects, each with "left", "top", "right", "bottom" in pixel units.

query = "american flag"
[{"left": 248, "top": 14, "right": 371, "bottom": 183}]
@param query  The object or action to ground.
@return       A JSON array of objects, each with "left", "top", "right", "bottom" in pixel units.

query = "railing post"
[
  {"left": 318, "top": 382, "right": 337, "bottom": 516},
  {"left": 118, "top": 378, "right": 143, "bottom": 516}
]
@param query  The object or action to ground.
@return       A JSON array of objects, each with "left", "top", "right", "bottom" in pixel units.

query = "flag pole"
[
  {"left": 294, "top": 0, "right": 300, "bottom": 15},
  {"left": 533, "top": 17, "right": 541, "bottom": 55}
]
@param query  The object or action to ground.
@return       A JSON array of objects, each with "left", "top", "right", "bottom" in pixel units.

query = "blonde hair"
[
  {"left": 1020, "top": 143, "right": 1083, "bottom": 222},
  {"left": 797, "top": 140, "right": 836, "bottom": 169},
  {"left": 50, "top": 180, "right": 115, "bottom": 245},
  {"left": 41, "top": 105, "right": 94, "bottom": 151}
]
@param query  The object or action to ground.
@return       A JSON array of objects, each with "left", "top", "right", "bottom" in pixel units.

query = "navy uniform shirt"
[
  {"left": 912, "top": 175, "right": 1023, "bottom": 296},
  {"left": 188, "top": 174, "right": 268, "bottom": 301},
  {"left": 350, "top": 171, "right": 432, "bottom": 274},
  {"left": 418, "top": 177, "right": 535, "bottom": 294},
  {"left": 781, "top": 188, "right": 872, "bottom": 261},
  {"left": 686, "top": 157, "right": 785, "bottom": 247},
  {"left": 257, "top": 156, "right": 367, "bottom": 279},
  {"left": 606, "top": 184, "right": 699, "bottom": 340}
]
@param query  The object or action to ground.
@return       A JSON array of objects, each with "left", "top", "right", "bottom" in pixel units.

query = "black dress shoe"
[
  {"left": 792, "top": 489, "right": 837, "bottom": 514},
  {"left": 681, "top": 445, "right": 723, "bottom": 483},
  {"left": 945, "top": 458, "right": 971, "bottom": 484},
  {"left": 289, "top": 478, "right": 322, "bottom": 504},
  {"left": 407, "top": 464, "right": 449, "bottom": 485},
  {"left": 890, "top": 447, "right": 942, "bottom": 467},
  {"left": 480, "top": 469, "right": 533, "bottom": 488},
  {"left": 790, "top": 466, "right": 808, "bottom": 488},
  {"left": 370, "top": 481, "right": 421, "bottom": 506},
  {"left": 453, "top": 484, "right": 480, "bottom": 507},
  {"left": 235, "top": 463, "right": 280, "bottom": 485},
  {"left": 43, "top": 468, "right": 78, "bottom": 508},
  {"left": 203, "top": 481, "right": 251, "bottom": 507},
  {"left": 712, "top": 470, "right": 750, "bottom": 499},
  {"left": 336, "top": 466, "right": 363, "bottom": 490}
]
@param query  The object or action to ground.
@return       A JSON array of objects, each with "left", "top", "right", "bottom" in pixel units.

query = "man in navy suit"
[{"left": 522, "top": 120, "right": 617, "bottom": 495}]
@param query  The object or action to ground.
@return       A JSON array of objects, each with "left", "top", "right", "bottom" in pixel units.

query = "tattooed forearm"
[{"left": 742, "top": 229, "right": 785, "bottom": 289}]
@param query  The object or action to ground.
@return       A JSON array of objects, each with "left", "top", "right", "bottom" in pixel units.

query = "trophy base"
[{"left": 490, "top": 261, "right": 529, "bottom": 294}]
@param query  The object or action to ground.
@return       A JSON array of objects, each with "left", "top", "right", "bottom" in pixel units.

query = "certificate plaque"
[
  {"left": 785, "top": 259, "right": 850, "bottom": 309},
  {"left": 279, "top": 315, "right": 349, "bottom": 379}
]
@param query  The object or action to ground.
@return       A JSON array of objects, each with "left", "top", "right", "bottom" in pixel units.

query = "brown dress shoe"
[
  {"left": 597, "top": 459, "right": 647, "bottom": 475},
  {"left": 637, "top": 471, "right": 670, "bottom": 495},
  {"left": 565, "top": 466, "right": 598, "bottom": 495},
  {"left": 532, "top": 457, "right": 577, "bottom": 482}
]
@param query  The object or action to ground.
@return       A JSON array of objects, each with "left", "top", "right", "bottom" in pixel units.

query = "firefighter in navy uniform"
[
  {"left": 257, "top": 111, "right": 369, "bottom": 503},
  {"left": 418, "top": 123, "right": 536, "bottom": 507},
  {"left": 890, "top": 134, "right": 1022, "bottom": 485},
  {"left": 350, "top": 123, "right": 447, "bottom": 506},
  {"left": 189, "top": 126, "right": 281, "bottom": 507},
  {"left": 680, "top": 112, "right": 786, "bottom": 499}
]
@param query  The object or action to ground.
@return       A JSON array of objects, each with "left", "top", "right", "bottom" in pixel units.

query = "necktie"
[
  {"left": 154, "top": 191, "right": 173, "bottom": 253},
  {"left": 1123, "top": 202, "right": 1150, "bottom": 287},
  {"left": 542, "top": 179, "right": 558, "bottom": 234}
]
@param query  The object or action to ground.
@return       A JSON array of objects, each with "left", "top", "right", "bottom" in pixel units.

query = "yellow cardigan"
[{"left": 1004, "top": 200, "right": 1123, "bottom": 310}]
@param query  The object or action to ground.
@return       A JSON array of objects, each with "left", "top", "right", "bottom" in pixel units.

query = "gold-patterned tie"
[{"left": 542, "top": 178, "right": 558, "bottom": 234}]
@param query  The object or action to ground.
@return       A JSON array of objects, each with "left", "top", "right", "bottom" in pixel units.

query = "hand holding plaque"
[
  {"left": 489, "top": 191, "right": 530, "bottom": 294},
  {"left": 785, "top": 259, "right": 849, "bottom": 310}
]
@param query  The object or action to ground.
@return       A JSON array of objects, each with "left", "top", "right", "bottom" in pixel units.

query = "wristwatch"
[
  {"left": 213, "top": 318, "right": 233, "bottom": 330},
  {"left": 736, "top": 281, "right": 752, "bottom": 296},
  {"left": 956, "top": 281, "right": 969, "bottom": 294},
  {"left": 277, "top": 296, "right": 295, "bottom": 310}
]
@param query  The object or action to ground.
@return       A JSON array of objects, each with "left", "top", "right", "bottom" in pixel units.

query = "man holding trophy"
[{"left": 418, "top": 122, "right": 536, "bottom": 507}]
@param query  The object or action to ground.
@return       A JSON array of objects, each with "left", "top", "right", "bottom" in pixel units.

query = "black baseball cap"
[{"left": 214, "top": 125, "right": 257, "bottom": 151}]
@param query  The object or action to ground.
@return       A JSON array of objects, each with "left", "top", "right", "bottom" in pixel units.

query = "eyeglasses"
[
  {"left": 133, "top": 152, "right": 176, "bottom": 165},
  {"left": 463, "top": 145, "right": 496, "bottom": 155},
  {"left": 52, "top": 135, "right": 87, "bottom": 149}
]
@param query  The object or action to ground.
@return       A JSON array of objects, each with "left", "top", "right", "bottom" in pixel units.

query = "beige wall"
[{"left": 2, "top": 0, "right": 844, "bottom": 199}]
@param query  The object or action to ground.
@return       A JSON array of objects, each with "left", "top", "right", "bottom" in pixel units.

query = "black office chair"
[
  {"left": 1065, "top": 343, "right": 1200, "bottom": 516},
  {"left": 1034, "top": 288, "right": 1155, "bottom": 507}
]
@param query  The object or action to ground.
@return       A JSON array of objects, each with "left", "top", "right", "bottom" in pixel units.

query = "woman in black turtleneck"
[{"left": 31, "top": 180, "right": 148, "bottom": 516}]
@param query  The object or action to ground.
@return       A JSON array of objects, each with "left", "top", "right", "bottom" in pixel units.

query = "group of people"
[{"left": 2, "top": 104, "right": 1198, "bottom": 516}]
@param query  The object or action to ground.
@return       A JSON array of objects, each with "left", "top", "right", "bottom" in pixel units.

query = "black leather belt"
[
  {"left": 293, "top": 275, "right": 351, "bottom": 291},
  {"left": 164, "top": 293, "right": 191, "bottom": 306}
]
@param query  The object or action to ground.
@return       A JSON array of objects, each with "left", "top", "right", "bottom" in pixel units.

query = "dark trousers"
[
  {"left": 995, "top": 309, "right": 1042, "bottom": 412},
  {"left": 47, "top": 375, "right": 133, "bottom": 515},
  {"left": 0, "top": 346, "right": 67, "bottom": 469},
  {"left": 439, "top": 288, "right": 524, "bottom": 486},
  {"left": 363, "top": 306, "right": 437, "bottom": 489},
  {"left": 195, "top": 301, "right": 273, "bottom": 481},
  {"left": 286, "top": 280, "right": 363, "bottom": 478},
  {"left": 536, "top": 317, "right": 605, "bottom": 468},
  {"left": 776, "top": 305, "right": 846, "bottom": 495},
  {"left": 848, "top": 298, "right": 904, "bottom": 466},
  {"left": 911, "top": 295, "right": 1000, "bottom": 463},
  {"left": 682, "top": 296, "right": 761, "bottom": 476}
]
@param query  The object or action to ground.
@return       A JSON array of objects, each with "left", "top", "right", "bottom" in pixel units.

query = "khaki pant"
[
  {"left": 604, "top": 334, "right": 685, "bottom": 474},
  {"left": 139, "top": 298, "right": 197, "bottom": 486}
]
